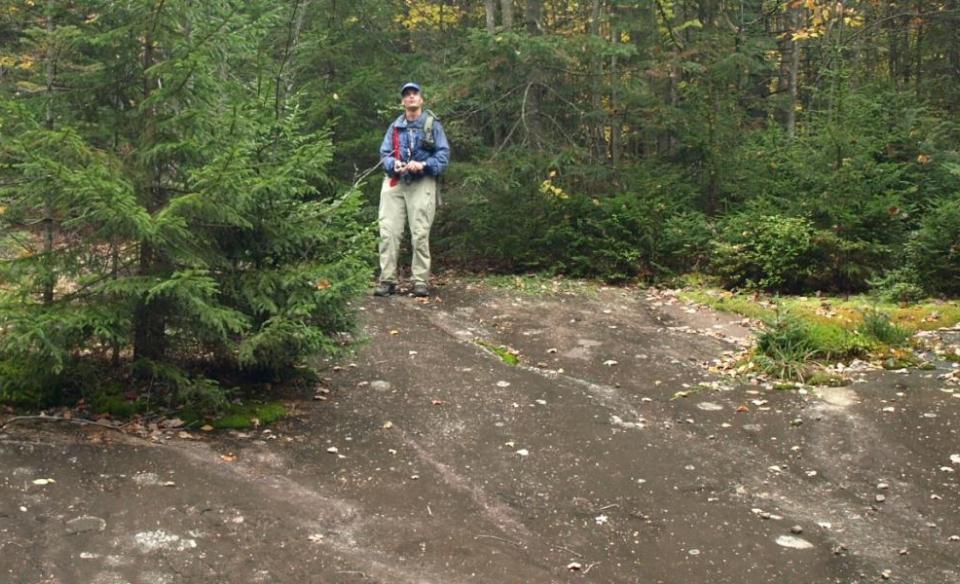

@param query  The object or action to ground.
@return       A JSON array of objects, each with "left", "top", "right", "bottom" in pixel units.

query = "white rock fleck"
[
  {"left": 775, "top": 535, "right": 814, "bottom": 550},
  {"left": 134, "top": 530, "right": 197, "bottom": 553}
]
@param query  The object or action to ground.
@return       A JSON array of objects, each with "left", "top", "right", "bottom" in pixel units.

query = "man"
[{"left": 374, "top": 82, "right": 450, "bottom": 298}]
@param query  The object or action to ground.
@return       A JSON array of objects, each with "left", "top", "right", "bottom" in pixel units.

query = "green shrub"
[
  {"left": 859, "top": 309, "right": 912, "bottom": 346},
  {"left": 907, "top": 197, "right": 960, "bottom": 296},
  {"left": 754, "top": 310, "right": 870, "bottom": 380},
  {"left": 0, "top": 357, "right": 64, "bottom": 408},
  {"left": 869, "top": 267, "right": 927, "bottom": 304},
  {"left": 659, "top": 211, "right": 714, "bottom": 273},
  {"left": 754, "top": 312, "right": 817, "bottom": 381},
  {"left": 712, "top": 214, "right": 819, "bottom": 291}
]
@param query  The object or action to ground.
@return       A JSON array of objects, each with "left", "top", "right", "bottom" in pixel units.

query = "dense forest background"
[{"left": 2, "top": 0, "right": 960, "bottom": 406}]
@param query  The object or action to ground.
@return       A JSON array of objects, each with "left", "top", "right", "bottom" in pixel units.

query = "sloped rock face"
[{"left": 1, "top": 281, "right": 958, "bottom": 584}]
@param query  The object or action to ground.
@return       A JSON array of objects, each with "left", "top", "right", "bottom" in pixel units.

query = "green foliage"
[
  {"left": 754, "top": 312, "right": 818, "bottom": 381},
  {"left": 0, "top": 1, "right": 373, "bottom": 411},
  {"left": 906, "top": 197, "right": 960, "bottom": 296},
  {"left": 754, "top": 309, "right": 869, "bottom": 381},
  {"left": 868, "top": 267, "right": 927, "bottom": 304},
  {"left": 712, "top": 215, "right": 819, "bottom": 291},
  {"left": 858, "top": 309, "right": 911, "bottom": 347},
  {"left": 805, "top": 321, "right": 872, "bottom": 359},
  {"left": 437, "top": 154, "right": 705, "bottom": 282},
  {"left": 0, "top": 357, "right": 64, "bottom": 408}
]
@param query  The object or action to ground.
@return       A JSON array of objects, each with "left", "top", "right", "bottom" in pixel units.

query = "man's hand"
[{"left": 405, "top": 161, "right": 425, "bottom": 174}]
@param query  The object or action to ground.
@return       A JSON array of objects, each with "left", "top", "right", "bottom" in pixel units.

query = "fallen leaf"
[
  {"left": 382, "top": 421, "right": 394, "bottom": 429},
  {"left": 32, "top": 478, "right": 55, "bottom": 486},
  {"left": 389, "top": 330, "right": 400, "bottom": 336},
  {"left": 737, "top": 405, "right": 750, "bottom": 413},
  {"left": 220, "top": 453, "right": 237, "bottom": 463},
  {"left": 201, "top": 424, "right": 215, "bottom": 432}
]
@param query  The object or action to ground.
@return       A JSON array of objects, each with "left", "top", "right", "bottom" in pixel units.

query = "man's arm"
[
  {"left": 423, "top": 121, "right": 450, "bottom": 176},
  {"left": 379, "top": 124, "right": 399, "bottom": 174}
]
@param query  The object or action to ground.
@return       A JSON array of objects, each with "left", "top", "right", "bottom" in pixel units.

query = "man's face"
[{"left": 402, "top": 89, "right": 423, "bottom": 109}]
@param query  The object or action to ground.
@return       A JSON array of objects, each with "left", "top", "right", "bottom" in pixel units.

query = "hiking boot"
[
  {"left": 373, "top": 282, "right": 396, "bottom": 297},
  {"left": 412, "top": 282, "right": 430, "bottom": 297}
]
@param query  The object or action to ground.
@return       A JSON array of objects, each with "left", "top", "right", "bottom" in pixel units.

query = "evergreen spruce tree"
[{"left": 0, "top": 0, "right": 373, "bottom": 409}]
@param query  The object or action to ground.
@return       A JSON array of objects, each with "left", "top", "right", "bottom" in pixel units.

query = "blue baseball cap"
[{"left": 400, "top": 82, "right": 422, "bottom": 95}]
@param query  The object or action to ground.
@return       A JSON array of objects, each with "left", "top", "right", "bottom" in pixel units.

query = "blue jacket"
[{"left": 379, "top": 112, "right": 450, "bottom": 182}]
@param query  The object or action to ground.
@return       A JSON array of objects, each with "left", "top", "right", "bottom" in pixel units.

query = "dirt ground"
[{"left": 2, "top": 280, "right": 959, "bottom": 584}]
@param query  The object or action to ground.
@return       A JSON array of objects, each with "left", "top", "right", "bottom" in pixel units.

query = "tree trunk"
[
  {"left": 589, "top": 0, "right": 604, "bottom": 163},
  {"left": 786, "top": 8, "right": 800, "bottom": 138},
  {"left": 41, "top": 0, "right": 56, "bottom": 305},
  {"left": 133, "top": 15, "right": 166, "bottom": 363},
  {"left": 523, "top": 0, "right": 544, "bottom": 145},
  {"left": 914, "top": 0, "right": 924, "bottom": 99},
  {"left": 525, "top": 0, "right": 541, "bottom": 34},
  {"left": 485, "top": 0, "right": 497, "bottom": 33},
  {"left": 610, "top": 11, "right": 621, "bottom": 166},
  {"left": 948, "top": 0, "right": 960, "bottom": 111},
  {"left": 500, "top": 0, "right": 513, "bottom": 29},
  {"left": 275, "top": 0, "right": 311, "bottom": 122}
]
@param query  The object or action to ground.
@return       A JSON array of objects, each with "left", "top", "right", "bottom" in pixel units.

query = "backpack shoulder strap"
[{"left": 422, "top": 109, "right": 438, "bottom": 149}]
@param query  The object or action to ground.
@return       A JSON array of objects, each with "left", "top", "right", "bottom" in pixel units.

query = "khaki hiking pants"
[{"left": 378, "top": 176, "right": 436, "bottom": 285}]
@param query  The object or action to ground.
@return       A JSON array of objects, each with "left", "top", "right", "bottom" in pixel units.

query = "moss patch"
[
  {"left": 476, "top": 340, "right": 520, "bottom": 365},
  {"left": 180, "top": 401, "right": 287, "bottom": 430},
  {"left": 479, "top": 274, "right": 599, "bottom": 297},
  {"left": 681, "top": 289, "right": 960, "bottom": 333},
  {"left": 806, "top": 370, "right": 849, "bottom": 387},
  {"left": 682, "top": 286, "right": 960, "bottom": 380}
]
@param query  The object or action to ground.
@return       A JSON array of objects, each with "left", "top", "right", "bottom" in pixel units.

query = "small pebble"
[
  {"left": 790, "top": 525, "right": 803, "bottom": 534},
  {"left": 875, "top": 494, "right": 886, "bottom": 503}
]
